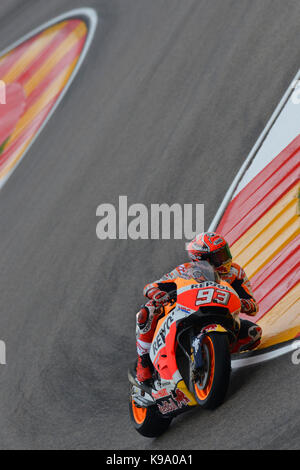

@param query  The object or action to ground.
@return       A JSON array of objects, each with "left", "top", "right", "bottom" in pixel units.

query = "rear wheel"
[
  {"left": 129, "top": 398, "right": 172, "bottom": 437},
  {"left": 191, "top": 333, "right": 231, "bottom": 409}
]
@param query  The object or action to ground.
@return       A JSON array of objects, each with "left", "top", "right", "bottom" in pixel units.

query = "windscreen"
[{"left": 188, "top": 260, "right": 218, "bottom": 283}]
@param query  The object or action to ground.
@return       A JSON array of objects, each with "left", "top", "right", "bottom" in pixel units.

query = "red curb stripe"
[
  {"left": 216, "top": 135, "right": 300, "bottom": 340},
  {"left": 246, "top": 267, "right": 299, "bottom": 324},
  {"left": 2, "top": 36, "right": 86, "bottom": 158},
  {"left": 228, "top": 135, "right": 300, "bottom": 211},
  {"left": 251, "top": 234, "right": 300, "bottom": 292},
  {"left": 17, "top": 20, "right": 81, "bottom": 88},
  {"left": 0, "top": 35, "right": 38, "bottom": 78},
  {"left": 217, "top": 135, "right": 300, "bottom": 242},
  {"left": 21, "top": 35, "right": 86, "bottom": 114},
  {"left": 0, "top": 96, "right": 57, "bottom": 170},
  {"left": 253, "top": 263, "right": 299, "bottom": 321},
  {"left": 220, "top": 163, "right": 299, "bottom": 246},
  {"left": 0, "top": 83, "right": 26, "bottom": 145}
]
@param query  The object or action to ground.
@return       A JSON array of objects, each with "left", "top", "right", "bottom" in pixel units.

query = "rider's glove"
[
  {"left": 147, "top": 287, "right": 170, "bottom": 305},
  {"left": 240, "top": 298, "right": 258, "bottom": 316}
]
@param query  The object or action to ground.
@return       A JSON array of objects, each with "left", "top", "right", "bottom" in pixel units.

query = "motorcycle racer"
[{"left": 136, "top": 232, "right": 262, "bottom": 383}]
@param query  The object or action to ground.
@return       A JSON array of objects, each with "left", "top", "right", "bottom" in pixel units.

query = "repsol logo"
[
  {"left": 152, "top": 311, "right": 176, "bottom": 356},
  {"left": 192, "top": 281, "right": 231, "bottom": 290}
]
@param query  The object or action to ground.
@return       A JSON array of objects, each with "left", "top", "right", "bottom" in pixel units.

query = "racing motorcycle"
[{"left": 128, "top": 261, "right": 242, "bottom": 437}]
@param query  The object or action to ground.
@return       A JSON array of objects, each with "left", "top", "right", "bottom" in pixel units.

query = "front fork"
[
  {"left": 191, "top": 333, "right": 206, "bottom": 369},
  {"left": 190, "top": 320, "right": 238, "bottom": 370},
  {"left": 190, "top": 324, "right": 229, "bottom": 387},
  {"left": 190, "top": 330, "right": 212, "bottom": 392}
]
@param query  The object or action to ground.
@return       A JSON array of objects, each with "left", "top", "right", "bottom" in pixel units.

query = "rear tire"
[
  {"left": 129, "top": 398, "right": 172, "bottom": 438},
  {"left": 191, "top": 333, "right": 231, "bottom": 409}
]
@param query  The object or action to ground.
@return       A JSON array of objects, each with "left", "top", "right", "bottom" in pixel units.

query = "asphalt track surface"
[{"left": 0, "top": 0, "right": 299, "bottom": 450}]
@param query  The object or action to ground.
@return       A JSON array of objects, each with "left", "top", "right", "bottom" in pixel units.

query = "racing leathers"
[{"left": 136, "top": 261, "right": 262, "bottom": 383}]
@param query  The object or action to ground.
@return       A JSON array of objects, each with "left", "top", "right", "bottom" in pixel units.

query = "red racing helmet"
[{"left": 187, "top": 232, "right": 232, "bottom": 274}]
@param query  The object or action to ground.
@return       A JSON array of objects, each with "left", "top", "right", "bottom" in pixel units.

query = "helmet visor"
[{"left": 210, "top": 244, "right": 232, "bottom": 267}]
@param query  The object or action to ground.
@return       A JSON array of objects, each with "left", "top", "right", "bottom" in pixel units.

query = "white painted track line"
[{"left": 231, "top": 340, "right": 300, "bottom": 369}]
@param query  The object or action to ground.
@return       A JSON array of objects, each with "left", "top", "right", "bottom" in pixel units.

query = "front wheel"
[
  {"left": 129, "top": 398, "right": 172, "bottom": 437},
  {"left": 191, "top": 332, "right": 231, "bottom": 409}
]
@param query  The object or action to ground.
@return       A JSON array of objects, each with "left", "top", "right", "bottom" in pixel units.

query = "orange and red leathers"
[
  {"left": 136, "top": 300, "right": 163, "bottom": 382},
  {"left": 136, "top": 300, "right": 162, "bottom": 357},
  {"left": 219, "top": 262, "right": 258, "bottom": 315},
  {"left": 146, "top": 287, "right": 170, "bottom": 305}
]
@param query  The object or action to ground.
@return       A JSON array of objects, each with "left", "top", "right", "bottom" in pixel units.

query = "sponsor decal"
[
  {"left": 201, "top": 324, "right": 219, "bottom": 333},
  {"left": 195, "top": 287, "right": 230, "bottom": 306},
  {"left": 151, "top": 310, "right": 177, "bottom": 357},
  {"left": 157, "top": 399, "right": 177, "bottom": 414},
  {"left": 178, "top": 305, "right": 194, "bottom": 315},
  {"left": 179, "top": 281, "right": 232, "bottom": 292},
  {"left": 152, "top": 388, "right": 169, "bottom": 400},
  {"left": 157, "top": 389, "right": 190, "bottom": 415}
]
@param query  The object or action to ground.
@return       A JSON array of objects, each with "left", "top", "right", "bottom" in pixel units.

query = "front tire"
[
  {"left": 191, "top": 332, "right": 231, "bottom": 409},
  {"left": 129, "top": 398, "right": 172, "bottom": 438}
]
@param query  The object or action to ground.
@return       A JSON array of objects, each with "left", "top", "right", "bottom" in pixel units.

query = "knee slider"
[{"left": 248, "top": 325, "right": 262, "bottom": 342}]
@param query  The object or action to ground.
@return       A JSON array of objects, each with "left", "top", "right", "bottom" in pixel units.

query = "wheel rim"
[
  {"left": 131, "top": 400, "right": 147, "bottom": 424},
  {"left": 194, "top": 336, "right": 215, "bottom": 400}
]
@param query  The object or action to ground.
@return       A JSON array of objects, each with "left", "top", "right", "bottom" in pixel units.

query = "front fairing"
[
  {"left": 148, "top": 277, "right": 241, "bottom": 415},
  {"left": 149, "top": 304, "right": 193, "bottom": 375},
  {"left": 150, "top": 277, "right": 240, "bottom": 372}
]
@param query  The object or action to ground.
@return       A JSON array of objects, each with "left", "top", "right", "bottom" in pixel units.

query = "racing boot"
[
  {"left": 136, "top": 354, "right": 152, "bottom": 383},
  {"left": 231, "top": 320, "right": 262, "bottom": 353}
]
